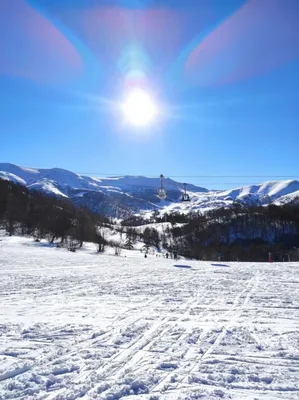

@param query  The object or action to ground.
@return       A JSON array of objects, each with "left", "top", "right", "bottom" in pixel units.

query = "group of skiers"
[
  {"left": 144, "top": 251, "right": 178, "bottom": 260},
  {"left": 165, "top": 251, "right": 178, "bottom": 260}
]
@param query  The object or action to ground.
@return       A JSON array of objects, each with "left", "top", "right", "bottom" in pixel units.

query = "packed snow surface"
[{"left": 1, "top": 237, "right": 299, "bottom": 399}]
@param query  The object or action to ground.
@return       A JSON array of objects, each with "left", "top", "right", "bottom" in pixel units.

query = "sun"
[{"left": 122, "top": 89, "right": 157, "bottom": 127}]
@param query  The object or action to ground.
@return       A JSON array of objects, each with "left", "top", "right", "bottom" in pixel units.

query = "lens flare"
[{"left": 122, "top": 89, "right": 157, "bottom": 126}]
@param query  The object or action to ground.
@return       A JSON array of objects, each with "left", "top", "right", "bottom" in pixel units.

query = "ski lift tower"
[
  {"left": 181, "top": 183, "right": 190, "bottom": 202},
  {"left": 157, "top": 174, "right": 167, "bottom": 199}
]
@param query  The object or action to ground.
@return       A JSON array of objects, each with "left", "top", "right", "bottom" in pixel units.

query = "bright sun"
[{"left": 122, "top": 89, "right": 157, "bottom": 127}]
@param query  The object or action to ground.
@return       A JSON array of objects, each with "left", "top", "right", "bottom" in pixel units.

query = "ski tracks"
[{"left": 150, "top": 270, "right": 261, "bottom": 393}]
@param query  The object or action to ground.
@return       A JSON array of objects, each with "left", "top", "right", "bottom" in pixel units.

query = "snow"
[
  {"left": 19, "top": 166, "right": 40, "bottom": 175},
  {"left": 93, "top": 176, "right": 206, "bottom": 192},
  {"left": 258, "top": 180, "right": 299, "bottom": 198},
  {"left": 218, "top": 180, "right": 299, "bottom": 203},
  {"left": 0, "top": 171, "right": 26, "bottom": 186},
  {"left": 126, "top": 222, "right": 174, "bottom": 234},
  {"left": 28, "top": 181, "right": 68, "bottom": 198},
  {"left": 0, "top": 164, "right": 205, "bottom": 195},
  {"left": 1, "top": 236, "right": 299, "bottom": 399},
  {"left": 1, "top": 164, "right": 299, "bottom": 217},
  {"left": 274, "top": 190, "right": 299, "bottom": 205},
  {"left": 161, "top": 180, "right": 299, "bottom": 216}
]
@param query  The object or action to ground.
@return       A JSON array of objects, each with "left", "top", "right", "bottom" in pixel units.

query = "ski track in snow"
[{"left": 0, "top": 238, "right": 299, "bottom": 399}]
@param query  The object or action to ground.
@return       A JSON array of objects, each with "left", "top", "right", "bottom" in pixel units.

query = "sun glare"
[{"left": 122, "top": 89, "right": 157, "bottom": 127}]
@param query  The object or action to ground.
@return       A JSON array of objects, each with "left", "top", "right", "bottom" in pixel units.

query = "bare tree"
[
  {"left": 95, "top": 229, "right": 107, "bottom": 253},
  {"left": 114, "top": 244, "right": 122, "bottom": 256}
]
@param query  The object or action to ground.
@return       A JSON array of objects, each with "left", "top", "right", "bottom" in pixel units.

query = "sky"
[{"left": 1, "top": 0, "right": 299, "bottom": 189}]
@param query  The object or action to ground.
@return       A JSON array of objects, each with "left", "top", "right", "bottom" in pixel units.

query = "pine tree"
[{"left": 125, "top": 238, "right": 134, "bottom": 250}]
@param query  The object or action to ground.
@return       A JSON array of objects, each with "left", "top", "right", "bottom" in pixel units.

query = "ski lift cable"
[
  {"left": 72, "top": 171, "right": 298, "bottom": 190},
  {"left": 75, "top": 171, "right": 298, "bottom": 178},
  {"left": 70, "top": 179, "right": 296, "bottom": 188}
]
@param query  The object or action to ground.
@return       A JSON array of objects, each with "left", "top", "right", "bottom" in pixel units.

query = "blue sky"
[{"left": 1, "top": 0, "right": 299, "bottom": 189}]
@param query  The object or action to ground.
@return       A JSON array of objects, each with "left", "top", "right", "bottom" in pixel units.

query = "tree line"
[
  {"left": 0, "top": 179, "right": 110, "bottom": 251},
  {"left": 1, "top": 179, "right": 299, "bottom": 261},
  {"left": 169, "top": 203, "right": 299, "bottom": 261},
  {"left": 121, "top": 201, "right": 299, "bottom": 262}
]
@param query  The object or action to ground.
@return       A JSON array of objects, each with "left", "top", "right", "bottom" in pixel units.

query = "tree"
[
  {"left": 0, "top": 180, "right": 110, "bottom": 250},
  {"left": 126, "top": 227, "right": 138, "bottom": 243},
  {"left": 151, "top": 228, "right": 161, "bottom": 249},
  {"left": 114, "top": 243, "right": 122, "bottom": 256},
  {"left": 143, "top": 227, "right": 152, "bottom": 247},
  {"left": 95, "top": 230, "right": 107, "bottom": 253},
  {"left": 125, "top": 238, "right": 134, "bottom": 250},
  {"left": 74, "top": 208, "right": 94, "bottom": 247}
]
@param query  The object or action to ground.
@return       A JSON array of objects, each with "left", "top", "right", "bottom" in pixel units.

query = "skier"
[
  {"left": 166, "top": 252, "right": 169, "bottom": 259},
  {"left": 268, "top": 252, "right": 273, "bottom": 263}
]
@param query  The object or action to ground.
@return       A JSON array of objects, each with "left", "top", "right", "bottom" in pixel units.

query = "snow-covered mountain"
[
  {"left": 0, "top": 163, "right": 298, "bottom": 218},
  {"left": 160, "top": 180, "right": 299, "bottom": 216},
  {"left": 0, "top": 163, "right": 207, "bottom": 217}
]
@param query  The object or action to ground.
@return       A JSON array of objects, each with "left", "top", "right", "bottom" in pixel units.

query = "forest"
[
  {"left": 1, "top": 179, "right": 299, "bottom": 261},
  {"left": 0, "top": 179, "right": 109, "bottom": 251}
]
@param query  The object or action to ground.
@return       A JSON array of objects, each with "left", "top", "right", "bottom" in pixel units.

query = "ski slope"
[{"left": 1, "top": 237, "right": 299, "bottom": 399}]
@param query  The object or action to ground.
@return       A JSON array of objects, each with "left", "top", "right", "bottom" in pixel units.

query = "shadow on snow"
[
  {"left": 173, "top": 264, "right": 192, "bottom": 269},
  {"left": 211, "top": 263, "right": 230, "bottom": 268}
]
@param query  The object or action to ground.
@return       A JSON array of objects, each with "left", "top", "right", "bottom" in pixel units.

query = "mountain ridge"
[{"left": 0, "top": 163, "right": 298, "bottom": 218}]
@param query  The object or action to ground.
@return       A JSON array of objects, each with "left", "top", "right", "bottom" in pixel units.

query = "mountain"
[
  {"left": 0, "top": 163, "right": 207, "bottom": 218},
  {"left": 0, "top": 163, "right": 298, "bottom": 218},
  {"left": 161, "top": 180, "right": 299, "bottom": 216}
]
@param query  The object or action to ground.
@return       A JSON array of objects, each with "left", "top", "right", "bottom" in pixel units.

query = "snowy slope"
[
  {"left": 220, "top": 180, "right": 299, "bottom": 202},
  {"left": 160, "top": 180, "right": 299, "bottom": 216},
  {"left": 0, "top": 163, "right": 206, "bottom": 217},
  {"left": 275, "top": 190, "right": 299, "bottom": 205},
  {"left": 0, "top": 171, "right": 27, "bottom": 185},
  {"left": 1, "top": 236, "right": 299, "bottom": 399},
  {"left": 0, "top": 163, "right": 206, "bottom": 194},
  {"left": 0, "top": 163, "right": 298, "bottom": 217}
]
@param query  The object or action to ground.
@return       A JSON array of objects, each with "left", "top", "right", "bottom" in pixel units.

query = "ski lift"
[
  {"left": 181, "top": 183, "right": 190, "bottom": 202},
  {"left": 157, "top": 174, "right": 167, "bottom": 199}
]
